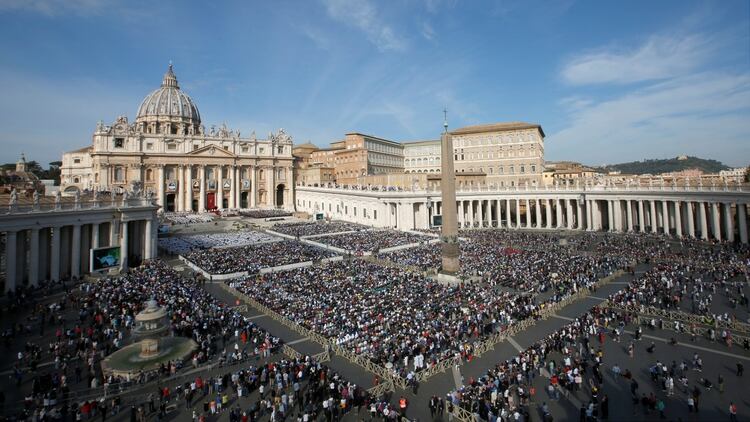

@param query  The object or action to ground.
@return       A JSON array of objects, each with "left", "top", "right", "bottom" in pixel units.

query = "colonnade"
[
  {"left": 294, "top": 186, "right": 750, "bottom": 243},
  {"left": 1, "top": 200, "right": 159, "bottom": 292}
]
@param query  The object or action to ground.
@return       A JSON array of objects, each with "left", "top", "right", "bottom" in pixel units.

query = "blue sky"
[{"left": 0, "top": 0, "right": 748, "bottom": 167}]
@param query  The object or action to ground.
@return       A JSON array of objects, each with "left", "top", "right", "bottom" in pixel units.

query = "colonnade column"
[
  {"left": 144, "top": 219, "right": 153, "bottom": 260},
  {"left": 586, "top": 200, "right": 593, "bottom": 231},
  {"left": 157, "top": 165, "right": 165, "bottom": 213},
  {"left": 738, "top": 204, "right": 748, "bottom": 244},
  {"left": 5, "top": 231, "right": 17, "bottom": 292},
  {"left": 674, "top": 201, "right": 682, "bottom": 237},
  {"left": 516, "top": 200, "right": 521, "bottom": 229},
  {"left": 120, "top": 221, "right": 128, "bottom": 270},
  {"left": 661, "top": 201, "right": 669, "bottom": 235},
  {"left": 199, "top": 165, "right": 206, "bottom": 212},
  {"left": 545, "top": 199, "right": 552, "bottom": 228},
  {"left": 723, "top": 203, "right": 735, "bottom": 242},
  {"left": 495, "top": 199, "right": 501, "bottom": 227},
  {"left": 650, "top": 201, "right": 658, "bottom": 233},
  {"left": 468, "top": 200, "right": 474, "bottom": 227},
  {"left": 50, "top": 226, "right": 61, "bottom": 282},
  {"left": 698, "top": 202, "right": 709, "bottom": 240},
  {"left": 566, "top": 199, "right": 574, "bottom": 229},
  {"left": 534, "top": 199, "right": 541, "bottom": 228},
  {"left": 91, "top": 222, "right": 99, "bottom": 249},
  {"left": 577, "top": 199, "right": 584, "bottom": 230},
  {"left": 686, "top": 202, "right": 695, "bottom": 238},
  {"left": 626, "top": 200, "right": 633, "bottom": 231},
  {"left": 476, "top": 200, "right": 483, "bottom": 227},
  {"left": 607, "top": 201, "right": 615, "bottom": 231},
  {"left": 28, "top": 228, "right": 39, "bottom": 287},
  {"left": 638, "top": 199, "right": 646, "bottom": 233},
  {"left": 71, "top": 224, "right": 81, "bottom": 278},
  {"left": 711, "top": 203, "right": 721, "bottom": 241},
  {"left": 505, "top": 199, "right": 511, "bottom": 228}
]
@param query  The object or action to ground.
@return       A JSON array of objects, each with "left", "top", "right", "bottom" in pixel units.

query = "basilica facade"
[{"left": 61, "top": 65, "right": 294, "bottom": 212}]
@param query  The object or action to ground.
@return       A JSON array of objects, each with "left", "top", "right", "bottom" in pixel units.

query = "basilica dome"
[{"left": 135, "top": 64, "right": 201, "bottom": 127}]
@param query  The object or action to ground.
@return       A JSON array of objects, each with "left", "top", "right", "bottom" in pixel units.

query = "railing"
[
  {"left": 0, "top": 198, "right": 155, "bottom": 215},
  {"left": 604, "top": 302, "right": 750, "bottom": 336}
]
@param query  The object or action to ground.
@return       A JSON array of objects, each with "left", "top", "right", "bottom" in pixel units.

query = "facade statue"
[
  {"left": 9, "top": 189, "right": 18, "bottom": 208},
  {"left": 73, "top": 190, "right": 81, "bottom": 207},
  {"left": 55, "top": 190, "right": 62, "bottom": 209},
  {"left": 32, "top": 190, "right": 40, "bottom": 209}
]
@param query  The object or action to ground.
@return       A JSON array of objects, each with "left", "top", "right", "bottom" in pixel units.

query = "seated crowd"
[
  {"left": 314, "top": 230, "right": 430, "bottom": 253},
  {"left": 229, "top": 260, "right": 571, "bottom": 377},
  {"left": 162, "top": 212, "right": 214, "bottom": 225},
  {"left": 184, "top": 241, "right": 336, "bottom": 274},
  {"left": 272, "top": 221, "right": 368, "bottom": 238},
  {"left": 158, "top": 230, "right": 280, "bottom": 255},
  {"left": 239, "top": 209, "right": 293, "bottom": 219}
]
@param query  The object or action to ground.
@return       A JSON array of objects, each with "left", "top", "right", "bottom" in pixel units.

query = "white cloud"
[
  {"left": 420, "top": 21, "right": 435, "bottom": 41},
  {"left": 0, "top": 0, "right": 108, "bottom": 16},
  {"left": 549, "top": 72, "right": 750, "bottom": 166},
  {"left": 562, "top": 33, "right": 713, "bottom": 85},
  {"left": 322, "top": 0, "right": 406, "bottom": 52},
  {"left": 300, "top": 25, "right": 331, "bottom": 50}
]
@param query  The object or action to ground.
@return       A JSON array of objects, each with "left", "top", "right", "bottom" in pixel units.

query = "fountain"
[{"left": 101, "top": 300, "right": 198, "bottom": 378}]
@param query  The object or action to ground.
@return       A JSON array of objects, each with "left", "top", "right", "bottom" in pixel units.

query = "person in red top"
[{"left": 399, "top": 396, "right": 408, "bottom": 415}]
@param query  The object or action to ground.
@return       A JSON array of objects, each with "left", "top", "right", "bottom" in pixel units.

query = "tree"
[{"left": 49, "top": 161, "right": 62, "bottom": 168}]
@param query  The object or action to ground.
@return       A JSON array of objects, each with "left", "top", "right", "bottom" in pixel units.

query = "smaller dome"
[{"left": 136, "top": 64, "right": 201, "bottom": 125}]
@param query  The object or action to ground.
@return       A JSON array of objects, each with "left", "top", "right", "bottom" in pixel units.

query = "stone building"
[
  {"left": 61, "top": 64, "right": 294, "bottom": 211},
  {"left": 308, "top": 133, "right": 405, "bottom": 185}
]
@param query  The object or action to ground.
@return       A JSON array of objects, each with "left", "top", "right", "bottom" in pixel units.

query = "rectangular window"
[
  {"left": 531, "top": 165, "right": 536, "bottom": 172},
  {"left": 521, "top": 166, "right": 525, "bottom": 173},
  {"left": 146, "top": 143, "right": 153, "bottom": 150},
  {"left": 373, "top": 210, "right": 377, "bottom": 219},
  {"left": 241, "top": 146, "right": 248, "bottom": 153},
  {"left": 73, "top": 158, "right": 81, "bottom": 164},
  {"left": 167, "top": 143, "right": 177, "bottom": 150},
  {"left": 114, "top": 138, "right": 124, "bottom": 148}
]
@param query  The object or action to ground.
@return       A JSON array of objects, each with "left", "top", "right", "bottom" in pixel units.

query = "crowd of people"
[
  {"left": 162, "top": 212, "right": 214, "bottom": 225},
  {"left": 239, "top": 209, "right": 292, "bottom": 219},
  {"left": 314, "top": 230, "right": 430, "bottom": 253},
  {"left": 184, "top": 241, "right": 337, "bottom": 275},
  {"left": 1, "top": 260, "right": 283, "bottom": 420},
  {"left": 158, "top": 230, "right": 280, "bottom": 255},
  {"left": 272, "top": 221, "right": 368, "bottom": 238},
  {"left": 229, "top": 260, "right": 556, "bottom": 377}
]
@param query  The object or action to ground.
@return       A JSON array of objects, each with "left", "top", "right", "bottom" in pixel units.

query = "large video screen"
[{"left": 90, "top": 246, "right": 121, "bottom": 272}]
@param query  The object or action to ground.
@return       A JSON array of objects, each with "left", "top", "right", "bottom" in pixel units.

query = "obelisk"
[{"left": 440, "top": 110, "right": 459, "bottom": 274}]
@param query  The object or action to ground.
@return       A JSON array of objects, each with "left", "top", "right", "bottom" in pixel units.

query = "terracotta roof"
[
  {"left": 450, "top": 122, "right": 545, "bottom": 137},
  {"left": 294, "top": 142, "right": 319, "bottom": 149}
]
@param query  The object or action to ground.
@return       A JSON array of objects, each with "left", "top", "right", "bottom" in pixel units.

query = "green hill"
[{"left": 593, "top": 156, "right": 731, "bottom": 175}]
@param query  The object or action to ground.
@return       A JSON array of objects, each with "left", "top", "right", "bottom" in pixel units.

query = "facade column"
[
  {"left": 185, "top": 165, "right": 193, "bottom": 212},
  {"left": 50, "top": 226, "right": 61, "bottom": 281},
  {"left": 199, "top": 165, "right": 206, "bottom": 212},
  {"left": 28, "top": 228, "right": 39, "bottom": 287},
  {"left": 711, "top": 202, "right": 721, "bottom": 241},
  {"left": 120, "top": 220, "right": 128, "bottom": 270},
  {"left": 176, "top": 165, "right": 184, "bottom": 212},
  {"left": 229, "top": 165, "right": 236, "bottom": 209},
  {"left": 144, "top": 219, "right": 153, "bottom": 259},
  {"left": 686, "top": 202, "right": 695, "bottom": 238},
  {"left": 4, "top": 231, "right": 16, "bottom": 292},
  {"left": 698, "top": 202, "right": 709, "bottom": 240},
  {"left": 650, "top": 201, "right": 658, "bottom": 233},
  {"left": 157, "top": 165, "right": 165, "bottom": 213},
  {"left": 661, "top": 201, "right": 670, "bottom": 235},
  {"left": 71, "top": 224, "right": 81, "bottom": 278},
  {"left": 674, "top": 201, "right": 682, "bottom": 237},
  {"left": 724, "top": 203, "right": 735, "bottom": 242},
  {"left": 738, "top": 203, "right": 748, "bottom": 244},
  {"left": 638, "top": 200, "right": 645, "bottom": 232},
  {"left": 217, "top": 165, "right": 224, "bottom": 210},
  {"left": 250, "top": 166, "right": 257, "bottom": 208}
]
